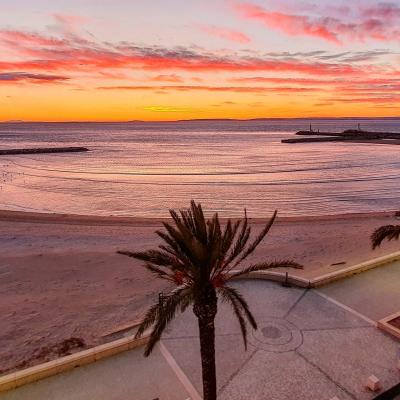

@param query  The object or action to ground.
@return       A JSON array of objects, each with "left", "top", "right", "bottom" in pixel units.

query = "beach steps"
[{"left": 0, "top": 147, "right": 89, "bottom": 155}]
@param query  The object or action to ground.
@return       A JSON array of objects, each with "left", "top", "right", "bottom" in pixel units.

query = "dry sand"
[{"left": 0, "top": 210, "right": 399, "bottom": 374}]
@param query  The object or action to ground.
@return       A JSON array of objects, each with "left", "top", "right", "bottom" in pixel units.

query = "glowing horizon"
[{"left": 1, "top": 0, "right": 400, "bottom": 122}]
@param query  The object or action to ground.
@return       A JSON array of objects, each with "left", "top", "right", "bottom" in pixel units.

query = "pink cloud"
[
  {"left": 198, "top": 25, "right": 251, "bottom": 44},
  {"left": 234, "top": 2, "right": 400, "bottom": 44},
  {"left": 47, "top": 13, "right": 91, "bottom": 46},
  {"left": 361, "top": 3, "right": 400, "bottom": 19},
  {"left": 0, "top": 27, "right": 370, "bottom": 76},
  {"left": 0, "top": 55, "right": 368, "bottom": 77},
  {"left": 234, "top": 3, "right": 341, "bottom": 44},
  {"left": 52, "top": 14, "right": 89, "bottom": 26},
  {"left": 1, "top": 15, "right": 395, "bottom": 98},
  {"left": 0, "top": 30, "right": 66, "bottom": 47}
]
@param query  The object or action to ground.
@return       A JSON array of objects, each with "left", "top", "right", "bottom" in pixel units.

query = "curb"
[
  {"left": 231, "top": 251, "right": 400, "bottom": 288},
  {"left": 229, "top": 269, "right": 310, "bottom": 287},
  {"left": 378, "top": 311, "right": 400, "bottom": 340},
  {"left": 309, "top": 251, "right": 400, "bottom": 287},
  {"left": 0, "top": 332, "right": 150, "bottom": 393}
]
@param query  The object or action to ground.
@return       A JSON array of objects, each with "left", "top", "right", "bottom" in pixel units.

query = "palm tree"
[
  {"left": 118, "top": 201, "right": 302, "bottom": 400},
  {"left": 371, "top": 224, "right": 400, "bottom": 249}
]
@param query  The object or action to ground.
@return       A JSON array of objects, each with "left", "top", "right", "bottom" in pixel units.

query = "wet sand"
[{"left": 0, "top": 210, "right": 399, "bottom": 374}]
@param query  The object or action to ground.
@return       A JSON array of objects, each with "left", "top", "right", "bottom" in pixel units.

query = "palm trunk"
[
  {"left": 194, "top": 287, "right": 218, "bottom": 400},
  {"left": 198, "top": 312, "right": 217, "bottom": 400}
]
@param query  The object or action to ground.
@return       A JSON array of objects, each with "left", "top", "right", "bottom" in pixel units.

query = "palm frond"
[
  {"left": 371, "top": 225, "right": 400, "bottom": 249},
  {"left": 181, "top": 209, "right": 196, "bottom": 238},
  {"left": 211, "top": 219, "right": 241, "bottom": 279},
  {"left": 170, "top": 209, "right": 200, "bottom": 250},
  {"left": 224, "top": 210, "right": 251, "bottom": 267},
  {"left": 157, "top": 243, "right": 192, "bottom": 267},
  {"left": 229, "top": 260, "right": 303, "bottom": 280},
  {"left": 156, "top": 232, "right": 195, "bottom": 269},
  {"left": 136, "top": 286, "right": 192, "bottom": 356},
  {"left": 220, "top": 220, "right": 233, "bottom": 256},
  {"left": 135, "top": 302, "right": 160, "bottom": 340},
  {"left": 159, "top": 222, "right": 200, "bottom": 267},
  {"left": 206, "top": 213, "right": 223, "bottom": 273},
  {"left": 117, "top": 250, "right": 192, "bottom": 282},
  {"left": 218, "top": 285, "right": 256, "bottom": 349},
  {"left": 191, "top": 200, "right": 208, "bottom": 244},
  {"left": 220, "top": 285, "right": 257, "bottom": 329},
  {"left": 233, "top": 210, "right": 278, "bottom": 267},
  {"left": 117, "top": 249, "right": 182, "bottom": 269},
  {"left": 144, "top": 263, "right": 175, "bottom": 282}
]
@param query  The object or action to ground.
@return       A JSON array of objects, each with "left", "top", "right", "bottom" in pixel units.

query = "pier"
[{"left": 282, "top": 129, "right": 400, "bottom": 144}]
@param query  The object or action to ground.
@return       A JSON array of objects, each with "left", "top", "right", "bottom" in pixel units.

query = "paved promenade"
[
  {"left": 0, "top": 346, "right": 191, "bottom": 400},
  {"left": 317, "top": 260, "right": 400, "bottom": 321},
  {"left": 2, "top": 274, "right": 400, "bottom": 400}
]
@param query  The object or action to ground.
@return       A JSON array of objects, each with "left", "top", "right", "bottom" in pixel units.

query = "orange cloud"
[
  {"left": 143, "top": 106, "right": 191, "bottom": 112},
  {"left": 97, "top": 84, "right": 319, "bottom": 94},
  {"left": 150, "top": 74, "right": 183, "bottom": 83},
  {"left": 232, "top": 76, "right": 400, "bottom": 88},
  {"left": 231, "top": 77, "right": 330, "bottom": 85},
  {"left": 326, "top": 96, "right": 400, "bottom": 104}
]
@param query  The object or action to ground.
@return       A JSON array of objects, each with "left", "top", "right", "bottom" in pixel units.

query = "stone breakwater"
[
  {"left": 0, "top": 147, "right": 89, "bottom": 155},
  {"left": 282, "top": 130, "right": 400, "bottom": 144}
]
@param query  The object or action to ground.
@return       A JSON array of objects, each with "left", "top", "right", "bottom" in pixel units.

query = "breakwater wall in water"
[
  {"left": 282, "top": 130, "right": 400, "bottom": 144},
  {"left": 0, "top": 147, "right": 89, "bottom": 155}
]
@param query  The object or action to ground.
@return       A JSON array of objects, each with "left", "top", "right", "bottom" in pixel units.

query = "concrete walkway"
[
  {"left": 317, "top": 260, "right": 400, "bottom": 321},
  {"left": 0, "top": 346, "right": 191, "bottom": 400},
  {"left": 163, "top": 280, "right": 400, "bottom": 400},
  {"left": 1, "top": 278, "right": 400, "bottom": 400}
]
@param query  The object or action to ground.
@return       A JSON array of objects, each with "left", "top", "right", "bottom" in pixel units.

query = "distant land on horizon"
[{"left": 1, "top": 117, "right": 400, "bottom": 124}]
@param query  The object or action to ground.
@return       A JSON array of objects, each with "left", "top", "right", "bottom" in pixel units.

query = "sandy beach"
[{"left": 1, "top": 209, "right": 399, "bottom": 374}]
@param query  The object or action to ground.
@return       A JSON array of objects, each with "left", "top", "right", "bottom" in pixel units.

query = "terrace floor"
[
  {"left": 317, "top": 260, "right": 400, "bottom": 322},
  {"left": 1, "top": 267, "right": 400, "bottom": 400}
]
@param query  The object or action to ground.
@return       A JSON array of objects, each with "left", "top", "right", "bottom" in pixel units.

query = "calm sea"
[{"left": 0, "top": 119, "right": 399, "bottom": 218}]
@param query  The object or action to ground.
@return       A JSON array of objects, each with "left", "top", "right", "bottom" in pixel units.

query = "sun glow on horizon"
[{"left": 1, "top": 1, "right": 400, "bottom": 121}]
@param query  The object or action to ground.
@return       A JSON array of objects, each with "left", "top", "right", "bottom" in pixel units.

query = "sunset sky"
[{"left": 1, "top": 0, "right": 399, "bottom": 121}]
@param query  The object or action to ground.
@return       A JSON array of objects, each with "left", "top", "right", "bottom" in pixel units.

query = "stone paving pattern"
[{"left": 163, "top": 280, "right": 399, "bottom": 400}]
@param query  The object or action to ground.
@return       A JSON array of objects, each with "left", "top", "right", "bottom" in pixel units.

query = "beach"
[{"left": 1, "top": 209, "right": 399, "bottom": 374}]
